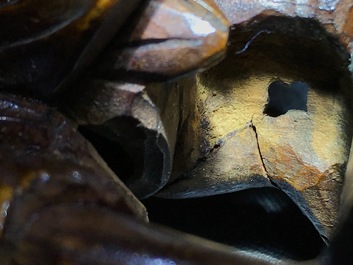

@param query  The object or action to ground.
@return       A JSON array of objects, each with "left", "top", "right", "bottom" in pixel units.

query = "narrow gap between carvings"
[
  {"left": 144, "top": 188, "right": 325, "bottom": 260},
  {"left": 78, "top": 125, "right": 135, "bottom": 182}
]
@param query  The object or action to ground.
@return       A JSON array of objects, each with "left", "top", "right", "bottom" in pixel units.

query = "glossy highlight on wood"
[{"left": 0, "top": 0, "right": 353, "bottom": 264}]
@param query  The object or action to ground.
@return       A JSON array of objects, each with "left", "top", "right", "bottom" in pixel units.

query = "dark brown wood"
[
  {"left": 0, "top": 0, "right": 141, "bottom": 100},
  {"left": 0, "top": 93, "right": 147, "bottom": 248},
  {"left": 106, "top": 0, "right": 229, "bottom": 80},
  {"left": 1, "top": 205, "right": 296, "bottom": 265},
  {"left": 1, "top": 0, "right": 353, "bottom": 264},
  {"left": 62, "top": 0, "right": 230, "bottom": 198},
  {"left": 0, "top": 94, "right": 307, "bottom": 265},
  {"left": 60, "top": 0, "right": 353, "bottom": 262}
]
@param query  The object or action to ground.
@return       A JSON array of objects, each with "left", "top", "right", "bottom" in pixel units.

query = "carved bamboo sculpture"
[{"left": 0, "top": 0, "right": 353, "bottom": 264}]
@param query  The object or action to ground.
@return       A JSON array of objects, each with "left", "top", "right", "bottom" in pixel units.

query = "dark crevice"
[
  {"left": 78, "top": 126, "right": 135, "bottom": 183},
  {"left": 264, "top": 80, "right": 309, "bottom": 117},
  {"left": 208, "top": 140, "right": 222, "bottom": 154},
  {"left": 144, "top": 188, "right": 325, "bottom": 261},
  {"left": 122, "top": 38, "right": 200, "bottom": 48},
  {"left": 196, "top": 140, "right": 224, "bottom": 164},
  {"left": 250, "top": 122, "right": 268, "bottom": 175},
  {"left": 250, "top": 121, "right": 281, "bottom": 191}
]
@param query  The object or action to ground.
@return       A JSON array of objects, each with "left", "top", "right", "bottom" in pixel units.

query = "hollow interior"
[
  {"left": 79, "top": 116, "right": 168, "bottom": 198},
  {"left": 264, "top": 80, "right": 308, "bottom": 117},
  {"left": 144, "top": 188, "right": 325, "bottom": 260},
  {"left": 78, "top": 116, "right": 146, "bottom": 184},
  {"left": 79, "top": 126, "right": 135, "bottom": 182},
  {"left": 79, "top": 15, "right": 353, "bottom": 262},
  {"left": 167, "top": 16, "right": 353, "bottom": 260}
]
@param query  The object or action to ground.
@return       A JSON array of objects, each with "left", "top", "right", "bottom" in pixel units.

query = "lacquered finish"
[{"left": 0, "top": 0, "right": 140, "bottom": 100}]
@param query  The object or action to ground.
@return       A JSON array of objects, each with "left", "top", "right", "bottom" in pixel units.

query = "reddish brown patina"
[{"left": 0, "top": 0, "right": 353, "bottom": 265}]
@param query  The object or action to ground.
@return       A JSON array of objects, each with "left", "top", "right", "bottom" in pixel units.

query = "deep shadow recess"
[{"left": 144, "top": 188, "right": 325, "bottom": 261}]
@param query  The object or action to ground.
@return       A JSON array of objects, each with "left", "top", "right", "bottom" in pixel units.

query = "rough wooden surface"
[
  {"left": 2, "top": 0, "right": 353, "bottom": 264},
  {"left": 64, "top": 80, "right": 178, "bottom": 198},
  {"left": 159, "top": 0, "right": 353, "bottom": 241},
  {"left": 214, "top": 0, "right": 353, "bottom": 53}
]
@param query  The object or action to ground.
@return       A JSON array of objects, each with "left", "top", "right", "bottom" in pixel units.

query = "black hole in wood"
[
  {"left": 144, "top": 188, "right": 324, "bottom": 261},
  {"left": 78, "top": 126, "right": 135, "bottom": 183},
  {"left": 264, "top": 80, "right": 308, "bottom": 117}
]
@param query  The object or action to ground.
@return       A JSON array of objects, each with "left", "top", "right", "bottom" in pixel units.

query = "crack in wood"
[{"left": 250, "top": 119, "right": 280, "bottom": 189}]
